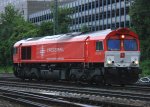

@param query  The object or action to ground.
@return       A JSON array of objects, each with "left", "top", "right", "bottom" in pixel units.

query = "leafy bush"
[
  {"left": 0, "top": 66, "right": 13, "bottom": 73},
  {"left": 140, "top": 60, "right": 150, "bottom": 76}
]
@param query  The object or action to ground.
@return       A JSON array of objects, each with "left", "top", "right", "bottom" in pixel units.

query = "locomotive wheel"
[
  {"left": 70, "top": 74, "right": 77, "bottom": 81},
  {"left": 13, "top": 66, "right": 19, "bottom": 77},
  {"left": 20, "top": 68, "right": 27, "bottom": 80},
  {"left": 35, "top": 71, "right": 41, "bottom": 81},
  {"left": 20, "top": 70, "right": 25, "bottom": 81},
  {"left": 92, "top": 75, "right": 104, "bottom": 85},
  {"left": 23, "top": 67, "right": 31, "bottom": 79},
  {"left": 29, "top": 78, "right": 32, "bottom": 81},
  {"left": 21, "top": 78, "right": 25, "bottom": 81},
  {"left": 80, "top": 75, "right": 87, "bottom": 82},
  {"left": 30, "top": 68, "right": 41, "bottom": 80}
]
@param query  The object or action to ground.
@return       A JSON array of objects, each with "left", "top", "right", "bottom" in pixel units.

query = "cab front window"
[
  {"left": 108, "top": 39, "right": 121, "bottom": 51},
  {"left": 124, "top": 39, "right": 137, "bottom": 51}
]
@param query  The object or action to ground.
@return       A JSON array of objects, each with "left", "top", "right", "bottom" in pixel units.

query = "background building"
[
  {"left": 0, "top": 0, "right": 52, "bottom": 20},
  {"left": 29, "top": 0, "right": 132, "bottom": 32},
  {"left": 0, "top": 0, "right": 132, "bottom": 32},
  {"left": 0, "top": 0, "right": 27, "bottom": 19}
]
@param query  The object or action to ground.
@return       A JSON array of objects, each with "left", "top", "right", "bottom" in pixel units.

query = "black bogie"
[{"left": 13, "top": 63, "right": 140, "bottom": 85}]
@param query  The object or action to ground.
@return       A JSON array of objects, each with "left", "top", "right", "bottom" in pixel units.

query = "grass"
[
  {"left": 0, "top": 61, "right": 149, "bottom": 76},
  {"left": 140, "top": 60, "right": 150, "bottom": 76},
  {"left": 0, "top": 66, "right": 13, "bottom": 73}
]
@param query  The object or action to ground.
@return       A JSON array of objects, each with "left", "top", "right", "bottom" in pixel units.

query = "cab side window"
[{"left": 96, "top": 41, "right": 103, "bottom": 51}]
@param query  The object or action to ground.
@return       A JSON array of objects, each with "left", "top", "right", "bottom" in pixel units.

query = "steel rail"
[
  {"left": 0, "top": 81, "right": 149, "bottom": 102},
  {"left": 0, "top": 77, "right": 150, "bottom": 92},
  {"left": 0, "top": 86, "right": 141, "bottom": 107},
  {"left": 0, "top": 87, "right": 95, "bottom": 107}
]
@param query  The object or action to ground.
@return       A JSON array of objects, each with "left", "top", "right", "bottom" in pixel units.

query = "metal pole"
[{"left": 53, "top": 0, "right": 58, "bottom": 35}]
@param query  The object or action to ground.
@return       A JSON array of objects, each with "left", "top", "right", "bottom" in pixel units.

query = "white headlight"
[
  {"left": 107, "top": 60, "right": 112, "bottom": 64},
  {"left": 106, "top": 56, "right": 114, "bottom": 65},
  {"left": 135, "top": 60, "right": 139, "bottom": 65},
  {"left": 131, "top": 56, "right": 139, "bottom": 65}
]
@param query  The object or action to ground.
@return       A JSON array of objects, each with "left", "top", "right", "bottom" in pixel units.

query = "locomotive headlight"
[
  {"left": 131, "top": 56, "right": 139, "bottom": 66},
  {"left": 107, "top": 60, "right": 112, "bottom": 64},
  {"left": 135, "top": 60, "right": 139, "bottom": 65},
  {"left": 121, "top": 35, "right": 125, "bottom": 39},
  {"left": 132, "top": 60, "right": 139, "bottom": 65},
  {"left": 106, "top": 56, "right": 114, "bottom": 65}
]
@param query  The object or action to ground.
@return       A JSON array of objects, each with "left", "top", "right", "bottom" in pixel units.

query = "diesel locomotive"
[{"left": 13, "top": 28, "right": 142, "bottom": 84}]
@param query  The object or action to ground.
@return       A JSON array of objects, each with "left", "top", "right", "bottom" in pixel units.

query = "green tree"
[
  {"left": 0, "top": 5, "right": 38, "bottom": 66},
  {"left": 130, "top": 0, "right": 150, "bottom": 75},
  {"left": 50, "top": 1, "right": 72, "bottom": 34},
  {"left": 130, "top": 0, "right": 150, "bottom": 60},
  {"left": 38, "top": 6, "right": 72, "bottom": 36},
  {"left": 81, "top": 25, "right": 91, "bottom": 33},
  {"left": 38, "top": 21, "right": 53, "bottom": 36},
  {"left": 57, "top": 7, "right": 72, "bottom": 34}
]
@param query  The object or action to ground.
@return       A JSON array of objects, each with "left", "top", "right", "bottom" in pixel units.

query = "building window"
[
  {"left": 96, "top": 41, "right": 103, "bottom": 51},
  {"left": 88, "top": 2, "right": 91, "bottom": 9},
  {"left": 121, "top": 22, "right": 124, "bottom": 27},
  {"left": 76, "top": 18, "right": 78, "bottom": 24},
  {"left": 76, "top": 6, "right": 78, "bottom": 12},
  {"left": 108, "top": 0, "right": 111, "bottom": 4},
  {"left": 104, "top": 25, "right": 107, "bottom": 29},
  {"left": 96, "top": 14, "right": 99, "bottom": 20},
  {"left": 104, "top": 0, "right": 106, "bottom": 5},
  {"left": 82, "top": 16, "right": 84, "bottom": 23},
  {"left": 85, "top": 3, "right": 88, "bottom": 10},
  {"left": 79, "top": 17, "right": 82, "bottom": 24},
  {"left": 89, "top": 15, "right": 92, "bottom": 22},
  {"left": 73, "top": 7, "right": 76, "bottom": 13},
  {"left": 112, "top": 10, "right": 115, "bottom": 17},
  {"left": 107, "top": 24, "right": 111, "bottom": 28},
  {"left": 121, "top": 8, "right": 124, "bottom": 15},
  {"left": 92, "top": 1, "right": 95, "bottom": 8},
  {"left": 126, "top": 21, "right": 130, "bottom": 27},
  {"left": 73, "top": 19, "right": 75, "bottom": 24},
  {"left": 92, "top": 14, "right": 95, "bottom": 21},
  {"left": 103, "top": 12, "right": 106, "bottom": 19},
  {"left": 85, "top": 15, "right": 88, "bottom": 22},
  {"left": 96, "top": 0, "right": 99, "bottom": 7},
  {"left": 79, "top": 5, "right": 81, "bottom": 12},
  {"left": 116, "top": 22, "right": 120, "bottom": 27},
  {"left": 99, "top": 26, "right": 102, "bottom": 30},
  {"left": 99, "top": 13, "right": 102, "bottom": 19},
  {"left": 96, "top": 26, "right": 99, "bottom": 30},
  {"left": 107, "top": 11, "right": 111, "bottom": 18},
  {"left": 126, "top": 7, "right": 129, "bottom": 14},
  {"left": 100, "top": 1, "right": 102, "bottom": 6},
  {"left": 92, "top": 26, "right": 95, "bottom": 31},
  {"left": 82, "top": 4, "right": 84, "bottom": 11},
  {"left": 112, "top": 0, "right": 115, "bottom": 4}
]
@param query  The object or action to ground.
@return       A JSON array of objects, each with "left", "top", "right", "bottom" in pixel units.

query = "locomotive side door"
[{"left": 94, "top": 40, "right": 104, "bottom": 62}]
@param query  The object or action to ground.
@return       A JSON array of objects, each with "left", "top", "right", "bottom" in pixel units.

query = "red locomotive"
[{"left": 13, "top": 28, "right": 142, "bottom": 84}]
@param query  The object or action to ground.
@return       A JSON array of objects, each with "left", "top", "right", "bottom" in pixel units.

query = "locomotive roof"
[{"left": 14, "top": 29, "right": 112, "bottom": 46}]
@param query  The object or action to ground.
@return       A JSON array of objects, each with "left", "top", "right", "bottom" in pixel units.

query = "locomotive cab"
[{"left": 104, "top": 28, "right": 141, "bottom": 84}]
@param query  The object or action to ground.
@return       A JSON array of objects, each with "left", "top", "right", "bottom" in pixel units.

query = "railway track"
[
  {"left": 0, "top": 86, "right": 95, "bottom": 107},
  {"left": 0, "top": 76, "right": 150, "bottom": 92},
  {"left": 0, "top": 80, "right": 149, "bottom": 107}
]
